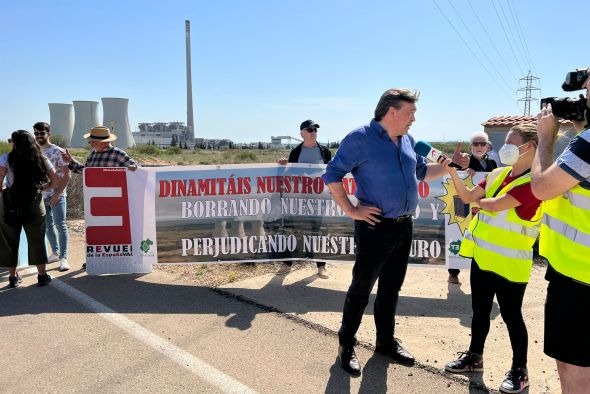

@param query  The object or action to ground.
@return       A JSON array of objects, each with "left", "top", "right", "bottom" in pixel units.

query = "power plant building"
[{"left": 133, "top": 122, "right": 194, "bottom": 147}]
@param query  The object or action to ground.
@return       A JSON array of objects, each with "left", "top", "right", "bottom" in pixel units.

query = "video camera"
[{"left": 540, "top": 68, "right": 589, "bottom": 122}]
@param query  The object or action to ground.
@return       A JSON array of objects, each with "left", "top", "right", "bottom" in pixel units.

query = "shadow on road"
[{"left": 0, "top": 266, "right": 499, "bottom": 334}]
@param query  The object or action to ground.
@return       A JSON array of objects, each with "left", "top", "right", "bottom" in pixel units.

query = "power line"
[
  {"left": 506, "top": 0, "right": 537, "bottom": 74},
  {"left": 466, "top": 0, "right": 519, "bottom": 82},
  {"left": 431, "top": 0, "right": 516, "bottom": 102},
  {"left": 497, "top": 0, "right": 530, "bottom": 73},
  {"left": 445, "top": 0, "right": 515, "bottom": 93},
  {"left": 496, "top": 0, "right": 528, "bottom": 65},
  {"left": 490, "top": 0, "right": 525, "bottom": 75}
]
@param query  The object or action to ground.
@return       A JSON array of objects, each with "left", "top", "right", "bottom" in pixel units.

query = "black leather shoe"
[
  {"left": 375, "top": 339, "right": 415, "bottom": 366},
  {"left": 338, "top": 345, "right": 362, "bottom": 376}
]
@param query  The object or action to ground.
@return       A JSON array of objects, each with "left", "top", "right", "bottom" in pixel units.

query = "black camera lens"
[
  {"left": 562, "top": 69, "right": 589, "bottom": 92},
  {"left": 540, "top": 96, "right": 588, "bottom": 122}
]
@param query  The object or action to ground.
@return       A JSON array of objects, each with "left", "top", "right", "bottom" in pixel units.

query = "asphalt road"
[{"left": 0, "top": 266, "right": 479, "bottom": 394}]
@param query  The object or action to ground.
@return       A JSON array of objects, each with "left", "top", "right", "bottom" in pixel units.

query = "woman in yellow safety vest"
[{"left": 443, "top": 124, "right": 542, "bottom": 394}]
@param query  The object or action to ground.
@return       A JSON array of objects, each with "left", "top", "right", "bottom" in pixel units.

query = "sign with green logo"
[
  {"left": 140, "top": 239, "right": 153, "bottom": 254},
  {"left": 448, "top": 240, "right": 461, "bottom": 255}
]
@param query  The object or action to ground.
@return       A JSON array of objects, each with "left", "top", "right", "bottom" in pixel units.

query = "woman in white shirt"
[{"left": 1, "top": 130, "right": 59, "bottom": 287}]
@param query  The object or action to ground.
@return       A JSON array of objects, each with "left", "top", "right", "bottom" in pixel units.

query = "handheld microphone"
[{"left": 414, "top": 141, "right": 463, "bottom": 169}]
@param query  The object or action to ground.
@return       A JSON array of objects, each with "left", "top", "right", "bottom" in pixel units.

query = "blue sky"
[{"left": 0, "top": 0, "right": 587, "bottom": 144}]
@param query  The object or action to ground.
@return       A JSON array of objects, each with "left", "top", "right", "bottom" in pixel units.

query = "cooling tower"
[
  {"left": 71, "top": 101, "right": 100, "bottom": 148},
  {"left": 48, "top": 103, "right": 74, "bottom": 146},
  {"left": 102, "top": 97, "right": 134, "bottom": 148}
]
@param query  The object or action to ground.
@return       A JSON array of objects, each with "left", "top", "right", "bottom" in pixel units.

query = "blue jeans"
[{"left": 44, "top": 195, "right": 68, "bottom": 259}]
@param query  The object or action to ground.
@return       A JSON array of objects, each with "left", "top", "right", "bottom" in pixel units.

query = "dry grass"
[{"left": 66, "top": 147, "right": 295, "bottom": 167}]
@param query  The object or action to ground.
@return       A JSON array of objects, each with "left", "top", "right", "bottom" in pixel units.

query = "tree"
[{"left": 171, "top": 135, "right": 177, "bottom": 147}]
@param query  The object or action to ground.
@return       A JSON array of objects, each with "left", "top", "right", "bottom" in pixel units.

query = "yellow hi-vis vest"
[
  {"left": 540, "top": 184, "right": 590, "bottom": 285},
  {"left": 459, "top": 167, "right": 542, "bottom": 283}
]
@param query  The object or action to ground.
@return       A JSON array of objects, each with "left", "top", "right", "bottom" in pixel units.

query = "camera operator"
[
  {"left": 551, "top": 119, "right": 588, "bottom": 160},
  {"left": 531, "top": 67, "right": 590, "bottom": 393}
]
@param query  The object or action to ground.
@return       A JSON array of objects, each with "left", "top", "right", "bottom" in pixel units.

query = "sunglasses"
[
  {"left": 471, "top": 141, "right": 488, "bottom": 147},
  {"left": 34, "top": 131, "right": 47, "bottom": 136},
  {"left": 304, "top": 128, "right": 318, "bottom": 133},
  {"left": 8, "top": 138, "right": 12, "bottom": 143}
]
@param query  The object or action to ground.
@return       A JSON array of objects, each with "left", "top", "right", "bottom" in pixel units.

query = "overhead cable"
[
  {"left": 446, "top": 0, "right": 515, "bottom": 93},
  {"left": 506, "top": 0, "right": 537, "bottom": 74},
  {"left": 432, "top": 0, "right": 516, "bottom": 103},
  {"left": 490, "top": 0, "right": 525, "bottom": 75},
  {"left": 466, "top": 0, "right": 519, "bottom": 82}
]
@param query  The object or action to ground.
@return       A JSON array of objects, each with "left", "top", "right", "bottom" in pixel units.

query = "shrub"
[
  {"left": 0, "top": 141, "right": 10, "bottom": 154},
  {"left": 236, "top": 151, "right": 257, "bottom": 162},
  {"left": 164, "top": 146, "right": 182, "bottom": 155},
  {"left": 133, "top": 144, "right": 162, "bottom": 155},
  {"left": 66, "top": 174, "right": 84, "bottom": 219}
]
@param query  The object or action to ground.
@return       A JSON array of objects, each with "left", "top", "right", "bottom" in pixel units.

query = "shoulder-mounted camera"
[{"left": 540, "top": 69, "right": 589, "bottom": 122}]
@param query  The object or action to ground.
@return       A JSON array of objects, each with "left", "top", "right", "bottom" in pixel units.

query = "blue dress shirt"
[{"left": 322, "top": 119, "right": 427, "bottom": 218}]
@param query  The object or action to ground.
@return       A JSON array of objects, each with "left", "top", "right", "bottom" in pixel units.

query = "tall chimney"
[{"left": 185, "top": 20, "right": 195, "bottom": 139}]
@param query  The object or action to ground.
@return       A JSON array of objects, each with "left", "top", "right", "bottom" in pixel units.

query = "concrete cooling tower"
[
  {"left": 71, "top": 101, "right": 100, "bottom": 148},
  {"left": 102, "top": 97, "right": 134, "bottom": 148},
  {"left": 48, "top": 103, "right": 74, "bottom": 146}
]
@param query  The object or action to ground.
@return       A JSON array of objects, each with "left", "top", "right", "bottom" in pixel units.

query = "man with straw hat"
[
  {"left": 61, "top": 126, "right": 138, "bottom": 269},
  {"left": 62, "top": 126, "right": 138, "bottom": 172}
]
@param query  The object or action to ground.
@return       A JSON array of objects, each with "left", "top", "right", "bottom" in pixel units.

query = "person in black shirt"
[
  {"left": 448, "top": 132, "right": 497, "bottom": 284},
  {"left": 277, "top": 120, "right": 331, "bottom": 278},
  {"left": 466, "top": 131, "right": 498, "bottom": 172}
]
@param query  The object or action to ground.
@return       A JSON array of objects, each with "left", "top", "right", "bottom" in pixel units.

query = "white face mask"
[{"left": 498, "top": 143, "right": 527, "bottom": 165}]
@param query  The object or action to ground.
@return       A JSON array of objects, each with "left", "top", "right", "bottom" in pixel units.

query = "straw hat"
[{"left": 83, "top": 126, "right": 117, "bottom": 142}]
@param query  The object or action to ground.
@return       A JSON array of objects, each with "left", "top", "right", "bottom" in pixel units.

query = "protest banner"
[
  {"left": 83, "top": 165, "right": 483, "bottom": 274},
  {"left": 83, "top": 167, "right": 153, "bottom": 275},
  {"left": 441, "top": 172, "right": 487, "bottom": 270}
]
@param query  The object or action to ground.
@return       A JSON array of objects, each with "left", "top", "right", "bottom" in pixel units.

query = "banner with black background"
[{"left": 152, "top": 164, "right": 478, "bottom": 266}]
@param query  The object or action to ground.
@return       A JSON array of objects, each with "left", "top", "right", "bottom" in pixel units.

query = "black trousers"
[
  {"left": 469, "top": 259, "right": 528, "bottom": 368},
  {"left": 338, "top": 218, "right": 413, "bottom": 347}
]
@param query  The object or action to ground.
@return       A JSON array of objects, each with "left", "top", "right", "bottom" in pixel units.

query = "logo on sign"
[
  {"left": 84, "top": 168, "right": 131, "bottom": 246},
  {"left": 448, "top": 240, "right": 462, "bottom": 255},
  {"left": 140, "top": 238, "right": 153, "bottom": 255}
]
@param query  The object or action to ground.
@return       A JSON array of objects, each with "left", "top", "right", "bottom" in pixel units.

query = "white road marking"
[{"left": 51, "top": 278, "right": 257, "bottom": 394}]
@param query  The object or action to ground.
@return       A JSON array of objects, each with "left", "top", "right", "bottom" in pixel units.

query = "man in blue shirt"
[{"left": 322, "top": 88, "right": 451, "bottom": 376}]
